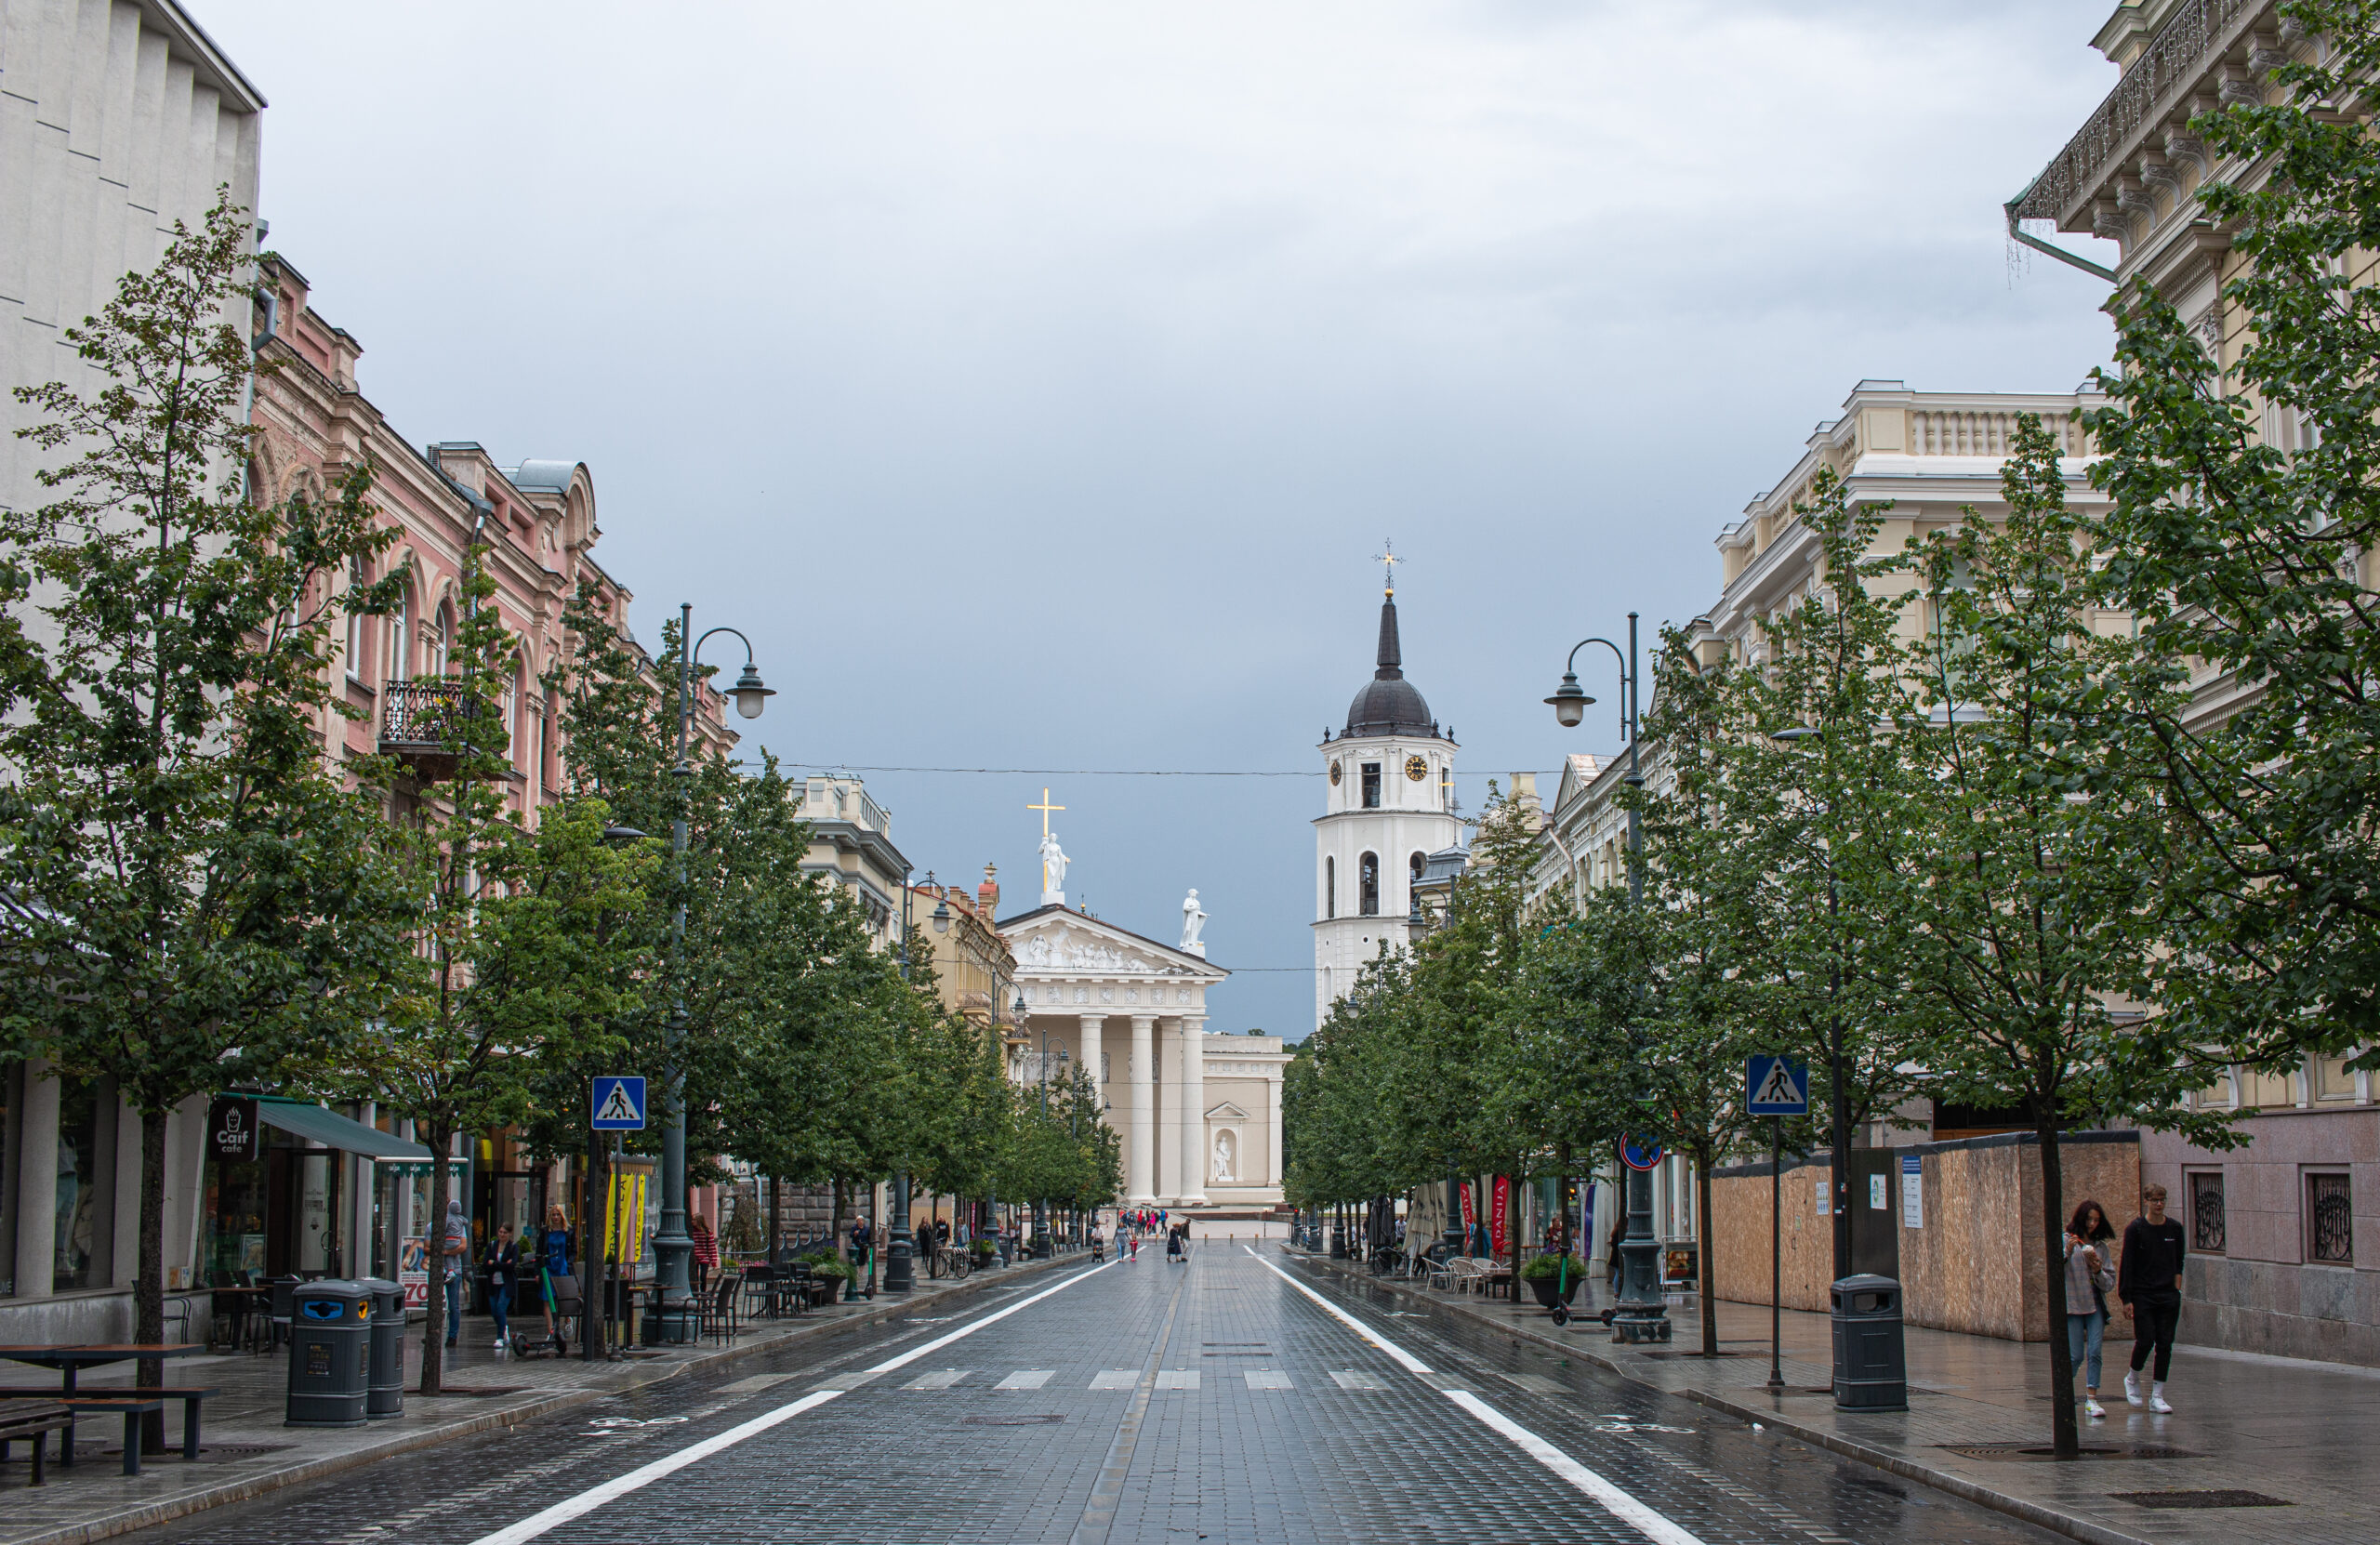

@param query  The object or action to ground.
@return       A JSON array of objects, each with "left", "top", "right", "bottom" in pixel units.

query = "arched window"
[
  {"left": 1409, "top": 852, "right": 1426, "bottom": 912},
  {"left": 1324, "top": 856, "right": 1336, "bottom": 920},
  {"left": 345, "top": 558, "right": 368, "bottom": 680},
  {"left": 1359, "top": 852, "right": 1380, "bottom": 917},
  {"left": 390, "top": 587, "right": 411, "bottom": 683},
  {"left": 432, "top": 602, "right": 455, "bottom": 677}
]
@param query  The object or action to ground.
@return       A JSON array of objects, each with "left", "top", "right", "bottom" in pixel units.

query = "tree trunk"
[
  {"left": 136, "top": 1105, "right": 169, "bottom": 1453},
  {"left": 1698, "top": 1146, "right": 1720, "bottom": 1358},
  {"left": 420, "top": 1123, "right": 452, "bottom": 1395},
  {"left": 580, "top": 1131, "right": 605, "bottom": 1361},
  {"left": 2039, "top": 1116, "right": 2079, "bottom": 1459}
]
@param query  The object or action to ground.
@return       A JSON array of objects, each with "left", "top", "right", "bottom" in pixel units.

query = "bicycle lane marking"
[
  {"left": 465, "top": 1259, "right": 1121, "bottom": 1545},
  {"left": 1244, "top": 1247, "right": 1707, "bottom": 1545}
]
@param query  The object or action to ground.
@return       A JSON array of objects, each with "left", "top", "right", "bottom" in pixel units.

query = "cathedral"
[{"left": 1313, "top": 575, "right": 1461, "bottom": 1029}]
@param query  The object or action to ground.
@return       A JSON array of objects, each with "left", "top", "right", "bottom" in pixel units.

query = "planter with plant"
[{"left": 1521, "top": 1252, "right": 1585, "bottom": 1314}]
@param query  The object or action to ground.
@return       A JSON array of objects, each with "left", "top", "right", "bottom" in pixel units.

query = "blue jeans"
[
  {"left": 2067, "top": 1307, "right": 2106, "bottom": 1390},
  {"left": 444, "top": 1274, "right": 463, "bottom": 1344},
  {"left": 489, "top": 1281, "right": 509, "bottom": 1341}
]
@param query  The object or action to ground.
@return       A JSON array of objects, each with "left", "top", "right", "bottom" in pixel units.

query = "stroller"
[{"left": 509, "top": 1273, "right": 580, "bottom": 1359}]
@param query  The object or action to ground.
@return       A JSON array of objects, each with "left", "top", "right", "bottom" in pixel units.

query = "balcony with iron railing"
[{"left": 378, "top": 679, "right": 495, "bottom": 783}]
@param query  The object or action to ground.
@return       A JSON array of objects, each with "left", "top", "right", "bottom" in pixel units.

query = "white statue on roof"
[
  {"left": 1040, "top": 829, "right": 1068, "bottom": 905},
  {"left": 1181, "top": 889, "right": 1207, "bottom": 956}
]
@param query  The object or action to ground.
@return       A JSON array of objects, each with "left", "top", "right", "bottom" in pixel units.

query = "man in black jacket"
[{"left": 2118, "top": 1183, "right": 2187, "bottom": 1413}]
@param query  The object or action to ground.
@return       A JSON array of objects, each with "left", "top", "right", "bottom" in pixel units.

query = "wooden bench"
[
  {"left": 0, "top": 1401, "right": 72, "bottom": 1486},
  {"left": 0, "top": 1386, "right": 219, "bottom": 1475}
]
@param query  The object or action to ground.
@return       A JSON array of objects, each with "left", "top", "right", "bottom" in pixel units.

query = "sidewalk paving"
[
  {"left": 1294, "top": 1250, "right": 2374, "bottom": 1545},
  {"left": 0, "top": 1254, "right": 1067, "bottom": 1545}
]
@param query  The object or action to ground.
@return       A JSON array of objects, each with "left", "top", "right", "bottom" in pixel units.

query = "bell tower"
[{"left": 1313, "top": 557, "right": 1460, "bottom": 1031}]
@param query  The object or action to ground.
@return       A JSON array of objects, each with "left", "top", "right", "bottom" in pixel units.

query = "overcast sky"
[{"left": 201, "top": 0, "right": 2123, "bottom": 1040}]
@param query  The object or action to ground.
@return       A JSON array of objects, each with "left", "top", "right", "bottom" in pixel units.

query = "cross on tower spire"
[{"left": 1373, "top": 539, "right": 1402, "bottom": 597}]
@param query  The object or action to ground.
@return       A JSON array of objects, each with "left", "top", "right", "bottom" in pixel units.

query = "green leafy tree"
[
  {"left": 1893, "top": 416, "right": 2230, "bottom": 1459},
  {"left": 0, "top": 192, "right": 416, "bottom": 1426},
  {"left": 2087, "top": 0, "right": 2380, "bottom": 1073}
]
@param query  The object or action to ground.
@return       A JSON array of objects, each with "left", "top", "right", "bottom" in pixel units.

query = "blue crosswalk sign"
[
  {"left": 591, "top": 1076, "right": 647, "bottom": 1130},
  {"left": 1745, "top": 1055, "right": 1809, "bottom": 1116}
]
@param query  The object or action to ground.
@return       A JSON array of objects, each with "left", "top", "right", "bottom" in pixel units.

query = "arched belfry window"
[
  {"left": 1409, "top": 851, "right": 1426, "bottom": 909},
  {"left": 1359, "top": 852, "right": 1380, "bottom": 917},
  {"left": 1324, "top": 855, "right": 1336, "bottom": 920}
]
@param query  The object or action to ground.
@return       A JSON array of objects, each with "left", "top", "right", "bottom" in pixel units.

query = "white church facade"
[
  {"left": 1001, "top": 831, "right": 1287, "bottom": 1214},
  {"left": 1313, "top": 581, "right": 1461, "bottom": 1029}
]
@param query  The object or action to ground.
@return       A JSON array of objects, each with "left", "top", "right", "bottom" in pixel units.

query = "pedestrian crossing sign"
[
  {"left": 1745, "top": 1055, "right": 1809, "bottom": 1116},
  {"left": 591, "top": 1075, "right": 647, "bottom": 1130}
]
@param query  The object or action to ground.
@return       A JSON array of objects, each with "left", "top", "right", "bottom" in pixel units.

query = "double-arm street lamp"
[
  {"left": 885, "top": 876, "right": 957, "bottom": 1293},
  {"left": 656, "top": 603, "right": 773, "bottom": 1342},
  {"left": 1768, "top": 725, "right": 1854, "bottom": 1283},
  {"left": 1033, "top": 1032, "right": 1068, "bottom": 1257},
  {"left": 1546, "top": 611, "right": 1670, "bottom": 1343}
]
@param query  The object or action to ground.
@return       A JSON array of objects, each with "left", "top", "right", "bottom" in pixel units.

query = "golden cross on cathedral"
[
  {"left": 1028, "top": 786, "right": 1065, "bottom": 840},
  {"left": 1374, "top": 539, "right": 1402, "bottom": 597}
]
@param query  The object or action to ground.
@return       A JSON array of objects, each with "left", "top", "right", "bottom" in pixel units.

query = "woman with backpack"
[{"left": 2065, "top": 1199, "right": 2120, "bottom": 1419}]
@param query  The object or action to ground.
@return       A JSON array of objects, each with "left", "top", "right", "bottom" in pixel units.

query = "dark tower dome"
[{"left": 1342, "top": 593, "right": 1435, "bottom": 738}]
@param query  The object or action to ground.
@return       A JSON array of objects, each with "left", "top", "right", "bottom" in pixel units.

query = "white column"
[
  {"left": 1177, "top": 1014, "right": 1208, "bottom": 1204},
  {"left": 1269, "top": 1069, "right": 1285, "bottom": 1191},
  {"left": 1154, "top": 1019, "right": 1176, "bottom": 1202},
  {"left": 1127, "top": 1015, "right": 1156, "bottom": 1204},
  {"left": 1078, "top": 1014, "right": 1104, "bottom": 1112},
  {"left": 14, "top": 1060, "right": 60, "bottom": 1298}
]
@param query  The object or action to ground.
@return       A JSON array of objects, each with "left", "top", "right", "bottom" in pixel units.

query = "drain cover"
[
  {"left": 961, "top": 1414, "right": 1064, "bottom": 1426},
  {"left": 2112, "top": 1490, "right": 2292, "bottom": 1510},
  {"left": 1937, "top": 1443, "right": 2202, "bottom": 1461}
]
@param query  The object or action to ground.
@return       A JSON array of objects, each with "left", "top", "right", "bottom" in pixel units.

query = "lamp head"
[
  {"left": 931, "top": 888, "right": 951, "bottom": 934},
  {"left": 728, "top": 661, "right": 774, "bottom": 720},
  {"left": 1769, "top": 725, "right": 1819, "bottom": 746},
  {"left": 1544, "top": 672, "right": 1593, "bottom": 729},
  {"left": 601, "top": 825, "right": 649, "bottom": 845}
]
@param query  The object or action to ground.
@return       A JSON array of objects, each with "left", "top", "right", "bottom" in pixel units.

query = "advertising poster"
[
  {"left": 1488, "top": 1176, "right": 1510, "bottom": 1257},
  {"left": 399, "top": 1235, "right": 428, "bottom": 1308}
]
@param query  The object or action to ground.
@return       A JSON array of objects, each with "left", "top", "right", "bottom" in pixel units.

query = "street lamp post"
[
  {"left": 660, "top": 603, "right": 773, "bottom": 1343},
  {"left": 1547, "top": 611, "right": 1669, "bottom": 1343},
  {"left": 1769, "top": 726, "right": 1853, "bottom": 1282},
  {"left": 884, "top": 873, "right": 951, "bottom": 1294},
  {"left": 586, "top": 823, "right": 649, "bottom": 1364}
]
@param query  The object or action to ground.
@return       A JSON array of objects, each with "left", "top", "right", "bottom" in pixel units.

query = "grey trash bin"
[
  {"left": 286, "top": 1280, "right": 370, "bottom": 1428},
  {"left": 1831, "top": 1274, "right": 1908, "bottom": 1410},
  {"left": 361, "top": 1277, "right": 404, "bottom": 1420}
]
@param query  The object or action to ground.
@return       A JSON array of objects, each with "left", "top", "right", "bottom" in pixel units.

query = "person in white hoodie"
[{"left": 2063, "top": 1200, "right": 2119, "bottom": 1419}]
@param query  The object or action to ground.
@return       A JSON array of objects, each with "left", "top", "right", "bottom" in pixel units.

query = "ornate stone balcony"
[{"left": 2007, "top": 0, "right": 2267, "bottom": 232}]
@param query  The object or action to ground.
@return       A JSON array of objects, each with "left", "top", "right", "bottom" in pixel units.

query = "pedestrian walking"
[
  {"left": 1090, "top": 1224, "right": 1104, "bottom": 1261},
  {"left": 1127, "top": 1230, "right": 1139, "bottom": 1262},
  {"left": 688, "top": 1213, "right": 719, "bottom": 1296},
  {"left": 1606, "top": 1219, "right": 1626, "bottom": 1290},
  {"left": 2063, "top": 1200, "right": 2118, "bottom": 1418},
  {"left": 1166, "top": 1223, "right": 1183, "bottom": 1264},
  {"left": 442, "top": 1199, "right": 469, "bottom": 1348},
  {"left": 539, "top": 1203, "right": 574, "bottom": 1351},
  {"left": 2119, "top": 1183, "right": 2187, "bottom": 1413},
  {"left": 483, "top": 1224, "right": 521, "bottom": 1352}
]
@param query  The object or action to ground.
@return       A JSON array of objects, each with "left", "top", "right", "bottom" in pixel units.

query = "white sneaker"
[
  {"left": 2123, "top": 1370, "right": 2143, "bottom": 1406},
  {"left": 495, "top": 1338, "right": 508, "bottom": 1350},
  {"left": 2083, "top": 1397, "right": 2105, "bottom": 1419},
  {"left": 2149, "top": 1383, "right": 2174, "bottom": 1414}
]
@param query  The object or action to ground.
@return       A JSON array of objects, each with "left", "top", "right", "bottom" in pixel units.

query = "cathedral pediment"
[
  {"left": 1204, "top": 1101, "right": 1250, "bottom": 1121},
  {"left": 998, "top": 905, "right": 1226, "bottom": 982}
]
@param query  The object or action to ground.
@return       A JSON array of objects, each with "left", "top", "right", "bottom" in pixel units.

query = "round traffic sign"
[{"left": 1619, "top": 1133, "right": 1664, "bottom": 1171}]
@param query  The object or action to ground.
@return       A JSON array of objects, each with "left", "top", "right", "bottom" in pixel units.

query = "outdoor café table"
[
  {"left": 208, "top": 1286, "right": 271, "bottom": 1350},
  {"left": 0, "top": 1344, "right": 205, "bottom": 1394}
]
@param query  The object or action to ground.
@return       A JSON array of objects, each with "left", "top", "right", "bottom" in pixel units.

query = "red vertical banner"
[
  {"left": 1490, "top": 1175, "right": 1511, "bottom": 1257},
  {"left": 1459, "top": 1181, "right": 1476, "bottom": 1235}
]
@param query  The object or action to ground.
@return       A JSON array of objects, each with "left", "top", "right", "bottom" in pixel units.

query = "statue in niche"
[
  {"left": 1212, "top": 1129, "right": 1236, "bottom": 1182},
  {"left": 1181, "top": 889, "right": 1207, "bottom": 950}
]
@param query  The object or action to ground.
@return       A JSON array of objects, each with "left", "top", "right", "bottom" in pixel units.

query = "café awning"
[{"left": 254, "top": 1098, "right": 434, "bottom": 1162}]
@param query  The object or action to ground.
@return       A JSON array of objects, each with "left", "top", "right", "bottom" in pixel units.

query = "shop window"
[
  {"left": 0, "top": 1062, "right": 16, "bottom": 1295},
  {"left": 2308, "top": 1173, "right": 2353, "bottom": 1264},
  {"left": 53, "top": 1076, "right": 114, "bottom": 1290},
  {"left": 2188, "top": 1170, "right": 2225, "bottom": 1255},
  {"left": 205, "top": 1152, "right": 268, "bottom": 1282}
]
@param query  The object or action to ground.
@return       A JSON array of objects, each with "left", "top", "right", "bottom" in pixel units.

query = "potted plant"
[
  {"left": 970, "top": 1238, "right": 998, "bottom": 1263},
  {"left": 1521, "top": 1252, "right": 1585, "bottom": 1319}
]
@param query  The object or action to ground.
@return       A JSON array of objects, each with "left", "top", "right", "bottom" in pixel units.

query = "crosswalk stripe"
[
  {"left": 901, "top": 1368, "right": 970, "bottom": 1390},
  {"left": 996, "top": 1370, "right": 1053, "bottom": 1390},
  {"left": 1154, "top": 1369, "right": 1198, "bottom": 1390},
  {"left": 1243, "top": 1370, "right": 1292, "bottom": 1390},
  {"left": 1329, "top": 1370, "right": 1385, "bottom": 1391},
  {"left": 1090, "top": 1369, "right": 1138, "bottom": 1390}
]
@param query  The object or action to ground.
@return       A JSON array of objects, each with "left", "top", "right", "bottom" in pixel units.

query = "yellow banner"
[{"left": 607, "top": 1169, "right": 649, "bottom": 1268}]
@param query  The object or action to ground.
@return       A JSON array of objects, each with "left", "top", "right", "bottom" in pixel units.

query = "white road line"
[
  {"left": 467, "top": 1260, "right": 1117, "bottom": 1545},
  {"left": 1248, "top": 1247, "right": 1707, "bottom": 1545}
]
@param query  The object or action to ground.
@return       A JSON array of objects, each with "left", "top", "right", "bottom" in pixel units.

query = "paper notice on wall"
[
  {"left": 1816, "top": 1178, "right": 1831, "bottom": 1216},
  {"left": 1870, "top": 1174, "right": 1889, "bottom": 1210},
  {"left": 1900, "top": 1154, "right": 1924, "bottom": 1229}
]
